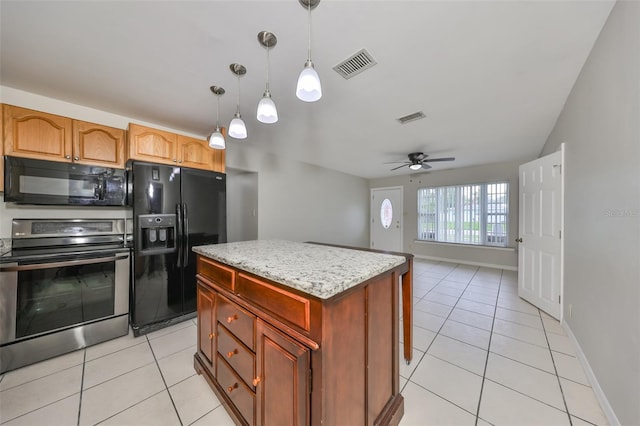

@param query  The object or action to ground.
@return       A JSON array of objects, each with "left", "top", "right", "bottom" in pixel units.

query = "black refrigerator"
[{"left": 128, "top": 161, "right": 226, "bottom": 336}]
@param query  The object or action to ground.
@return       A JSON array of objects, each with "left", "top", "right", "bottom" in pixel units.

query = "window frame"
[{"left": 417, "top": 182, "right": 509, "bottom": 247}]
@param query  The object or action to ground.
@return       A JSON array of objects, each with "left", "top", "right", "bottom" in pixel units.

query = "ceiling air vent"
[
  {"left": 333, "top": 48, "right": 377, "bottom": 79},
  {"left": 397, "top": 111, "right": 426, "bottom": 124}
]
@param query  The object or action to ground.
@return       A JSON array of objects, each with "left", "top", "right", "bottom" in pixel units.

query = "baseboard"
[
  {"left": 412, "top": 253, "right": 518, "bottom": 271},
  {"left": 562, "top": 322, "right": 620, "bottom": 426}
]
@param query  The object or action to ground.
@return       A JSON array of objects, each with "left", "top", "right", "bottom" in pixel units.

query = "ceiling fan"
[{"left": 387, "top": 152, "right": 455, "bottom": 171}]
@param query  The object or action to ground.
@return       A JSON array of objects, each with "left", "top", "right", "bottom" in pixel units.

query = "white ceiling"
[{"left": 0, "top": 0, "right": 614, "bottom": 179}]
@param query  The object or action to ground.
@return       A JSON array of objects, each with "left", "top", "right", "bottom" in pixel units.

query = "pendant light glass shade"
[
  {"left": 296, "top": 60, "right": 322, "bottom": 102},
  {"left": 297, "top": 0, "right": 322, "bottom": 102},
  {"left": 209, "top": 127, "right": 225, "bottom": 149},
  {"left": 257, "top": 31, "right": 279, "bottom": 124},
  {"left": 257, "top": 91, "right": 278, "bottom": 123},
  {"left": 209, "top": 86, "right": 226, "bottom": 150},
  {"left": 228, "top": 63, "right": 247, "bottom": 139},
  {"left": 228, "top": 113, "right": 248, "bottom": 139}
]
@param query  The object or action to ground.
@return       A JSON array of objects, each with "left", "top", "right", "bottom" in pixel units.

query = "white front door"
[
  {"left": 370, "top": 187, "right": 403, "bottom": 252},
  {"left": 518, "top": 145, "right": 564, "bottom": 320}
]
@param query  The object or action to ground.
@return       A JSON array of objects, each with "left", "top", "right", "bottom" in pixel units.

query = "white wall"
[
  {"left": 226, "top": 168, "right": 258, "bottom": 243},
  {"left": 0, "top": 86, "right": 370, "bottom": 247},
  {"left": 369, "top": 161, "right": 520, "bottom": 269},
  {"left": 226, "top": 143, "right": 369, "bottom": 246},
  {"left": 540, "top": 1, "right": 639, "bottom": 424}
]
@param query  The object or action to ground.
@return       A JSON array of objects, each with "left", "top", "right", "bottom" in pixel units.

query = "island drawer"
[
  {"left": 216, "top": 354, "right": 255, "bottom": 424},
  {"left": 217, "top": 324, "right": 255, "bottom": 389},
  {"left": 198, "top": 257, "right": 235, "bottom": 292},
  {"left": 237, "top": 273, "right": 311, "bottom": 332},
  {"left": 217, "top": 294, "right": 256, "bottom": 350}
]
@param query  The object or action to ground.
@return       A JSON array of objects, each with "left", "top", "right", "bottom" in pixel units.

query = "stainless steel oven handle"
[{"left": 0, "top": 254, "right": 129, "bottom": 272}]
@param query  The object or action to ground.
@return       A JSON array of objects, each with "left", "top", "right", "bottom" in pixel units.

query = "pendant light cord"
[
  {"left": 216, "top": 95, "right": 220, "bottom": 129},
  {"left": 236, "top": 75, "right": 241, "bottom": 114},
  {"left": 307, "top": 1, "right": 312, "bottom": 62},
  {"left": 266, "top": 46, "right": 271, "bottom": 92}
]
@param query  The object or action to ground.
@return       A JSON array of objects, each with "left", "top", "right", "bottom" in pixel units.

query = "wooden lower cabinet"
[
  {"left": 256, "top": 321, "right": 310, "bottom": 425},
  {"left": 194, "top": 255, "right": 405, "bottom": 426}
]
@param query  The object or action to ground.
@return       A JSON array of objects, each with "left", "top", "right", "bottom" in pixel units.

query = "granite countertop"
[{"left": 193, "top": 240, "right": 406, "bottom": 299}]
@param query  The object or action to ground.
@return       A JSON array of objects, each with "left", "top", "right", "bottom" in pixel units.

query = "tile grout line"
[
  {"left": 539, "top": 310, "right": 574, "bottom": 426},
  {"left": 401, "top": 264, "right": 476, "bottom": 389},
  {"left": 145, "top": 334, "right": 184, "bottom": 426},
  {"left": 76, "top": 349, "right": 86, "bottom": 426},
  {"left": 474, "top": 269, "right": 504, "bottom": 426}
]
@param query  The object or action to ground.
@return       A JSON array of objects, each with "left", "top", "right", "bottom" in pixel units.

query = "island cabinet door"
[
  {"left": 197, "top": 282, "right": 216, "bottom": 369},
  {"left": 255, "top": 320, "right": 310, "bottom": 426}
]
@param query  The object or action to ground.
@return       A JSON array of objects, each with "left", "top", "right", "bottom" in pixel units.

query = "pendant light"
[
  {"left": 257, "top": 31, "right": 278, "bottom": 124},
  {"left": 208, "top": 86, "right": 226, "bottom": 150},
  {"left": 296, "top": 0, "right": 322, "bottom": 102},
  {"left": 228, "top": 63, "right": 247, "bottom": 139}
]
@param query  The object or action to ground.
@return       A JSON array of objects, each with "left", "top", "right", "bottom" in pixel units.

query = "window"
[{"left": 417, "top": 182, "right": 509, "bottom": 247}]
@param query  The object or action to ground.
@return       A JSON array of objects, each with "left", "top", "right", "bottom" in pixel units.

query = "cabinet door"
[
  {"left": 256, "top": 320, "right": 310, "bottom": 426},
  {"left": 197, "top": 282, "right": 216, "bottom": 369},
  {"left": 212, "top": 148, "right": 226, "bottom": 173},
  {"left": 128, "top": 123, "right": 177, "bottom": 164},
  {"left": 3, "top": 104, "right": 72, "bottom": 162},
  {"left": 177, "top": 135, "right": 214, "bottom": 170},
  {"left": 73, "top": 120, "right": 125, "bottom": 167}
]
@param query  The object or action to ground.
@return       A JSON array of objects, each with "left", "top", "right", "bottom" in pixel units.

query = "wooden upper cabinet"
[
  {"left": 128, "top": 123, "right": 178, "bottom": 164},
  {"left": 128, "top": 123, "right": 225, "bottom": 173},
  {"left": 3, "top": 104, "right": 73, "bottom": 161},
  {"left": 73, "top": 120, "right": 125, "bottom": 167},
  {"left": 177, "top": 135, "right": 214, "bottom": 170}
]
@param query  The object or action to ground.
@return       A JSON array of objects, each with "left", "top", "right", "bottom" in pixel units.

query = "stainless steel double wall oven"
[{"left": 0, "top": 219, "right": 130, "bottom": 373}]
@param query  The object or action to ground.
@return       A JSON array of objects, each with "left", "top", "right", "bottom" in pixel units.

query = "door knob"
[{"left": 515, "top": 237, "right": 523, "bottom": 243}]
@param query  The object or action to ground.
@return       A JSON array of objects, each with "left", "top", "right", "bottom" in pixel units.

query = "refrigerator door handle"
[
  {"left": 183, "top": 203, "right": 189, "bottom": 267},
  {"left": 176, "top": 203, "right": 183, "bottom": 268}
]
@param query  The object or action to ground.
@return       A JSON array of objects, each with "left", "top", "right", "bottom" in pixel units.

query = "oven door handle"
[{"left": 0, "top": 254, "right": 129, "bottom": 272}]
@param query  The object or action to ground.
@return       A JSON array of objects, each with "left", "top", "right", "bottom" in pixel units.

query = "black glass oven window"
[{"left": 16, "top": 261, "right": 116, "bottom": 338}]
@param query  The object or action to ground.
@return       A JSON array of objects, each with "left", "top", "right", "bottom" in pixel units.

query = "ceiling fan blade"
[
  {"left": 390, "top": 164, "right": 408, "bottom": 171},
  {"left": 421, "top": 163, "right": 432, "bottom": 170},
  {"left": 384, "top": 161, "right": 409, "bottom": 165},
  {"left": 423, "top": 157, "right": 455, "bottom": 162}
]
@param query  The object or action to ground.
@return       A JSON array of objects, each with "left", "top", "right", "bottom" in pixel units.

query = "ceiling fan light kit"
[
  {"left": 296, "top": 0, "right": 322, "bottom": 102},
  {"left": 257, "top": 31, "right": 279, "bottom": 124},
  {"left": 208, "top": 85, "right": 226, "bottom": 150},
  {"left": 388, "top": 152, "right": 456, "bottom": 171}
]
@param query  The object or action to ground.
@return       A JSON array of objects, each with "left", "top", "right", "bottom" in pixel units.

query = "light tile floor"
[{"left": 0, "top": 260, "right": 609, "bottom": 425}]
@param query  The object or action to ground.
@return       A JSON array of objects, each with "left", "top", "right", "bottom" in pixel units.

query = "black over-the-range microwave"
[{"left": 3, "top": 156, "right": 126, "bottom": 206}]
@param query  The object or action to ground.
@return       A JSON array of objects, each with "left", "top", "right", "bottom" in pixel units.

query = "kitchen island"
[{"left": 193, "top": 240, "right": 413, "bottom": 426}]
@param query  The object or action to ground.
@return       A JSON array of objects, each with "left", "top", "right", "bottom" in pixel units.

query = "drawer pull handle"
[
  {"left": 227, "top": 349, "right": 238, "bottom": 358},
  {"left": 208, "top": 333, "right": 215, "bottom": 340},
  {"left": 252, "top": 377, "right": 261, "bottom": 386},
  {"left": 227, "top": 314, "right": 238, "bottom": 323},
  {"left": 227, "top": 383, "right": 238, "bottom": 393}
]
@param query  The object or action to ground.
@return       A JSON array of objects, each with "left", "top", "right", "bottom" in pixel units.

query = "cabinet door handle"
[
  {"left": 227, "top": 349, "right": 238, "bottom": 358},
  {"left": 173, "top": 159, "right": 177, "bottom": 162},
  {"left": 227, "top": 314, "right": 238, "bottom": 324},
  {"left": 65, "top": 155, "right": 71, "bottom": 159},
  {"left": 252, "top": 377, "right": 261, "bottom": 386},
  {"left": 208, "top": 333, "right": 215, "bottom": 340},
  {"left": 227, "top": 383, "right": 238, "bottom": 393},
  {"left": 73, "top": 156, "right": 79, "bottom": 161}
]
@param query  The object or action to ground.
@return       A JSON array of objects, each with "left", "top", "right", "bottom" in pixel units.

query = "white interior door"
[
  {"left": 518, "top": 145, "right": 564, "bottom": 320},
  {"left": 370, "top": 187, "right": 403, "bottom": 252}
]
